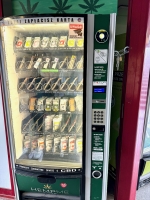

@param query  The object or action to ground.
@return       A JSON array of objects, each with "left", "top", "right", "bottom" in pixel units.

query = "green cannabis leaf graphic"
[
  {"left": 49, "top": 0, "right": 72, "bottom": 13},
  {"left": 79, "top": 0, "right": 104, "bottom": 13},
  {"left": 19, "top": 0, "right": 39, "bottom": 14}
]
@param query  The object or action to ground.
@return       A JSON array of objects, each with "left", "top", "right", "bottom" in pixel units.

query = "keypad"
[{"left": 92, "top": 109, "right": 105, "bottom": 125}]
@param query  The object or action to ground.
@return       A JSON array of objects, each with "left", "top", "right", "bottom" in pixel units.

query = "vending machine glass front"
[{"left": 1, "top": 16, "right": 85, "bottom": 172}]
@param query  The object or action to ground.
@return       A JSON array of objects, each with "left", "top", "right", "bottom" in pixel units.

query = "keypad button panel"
[{"left": 92, "top": 109, "right": 105, "bottom": 125}]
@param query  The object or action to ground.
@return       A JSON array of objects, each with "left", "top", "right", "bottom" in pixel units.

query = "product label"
[{"left": 69, "top": 23, "right": 84, "bottom": 38}]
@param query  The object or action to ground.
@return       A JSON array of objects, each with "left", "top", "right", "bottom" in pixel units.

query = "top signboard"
[{"left": 11, "top": 0, "right": 117, "bottom": 15}]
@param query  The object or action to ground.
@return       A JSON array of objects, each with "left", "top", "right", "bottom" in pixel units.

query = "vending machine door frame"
[{"left": 115, "top": 0, "right": 150, "bottom": 199}]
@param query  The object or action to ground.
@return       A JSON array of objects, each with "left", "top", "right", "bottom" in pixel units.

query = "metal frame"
[
  {"left": 0, "top": 28, "right": 19, "bottom": 200},
  {"left": 102, "top": 13, "right": 116, "bottom": 200},
  {"left": 0, "top": 14, "right": 88, "bottom": 200},
  {"left": 85, "top": 14, "right": 94, "bottom": 200},
  {"left": 115, "top": 0, "right": 150, "bottom": 199},
  {"left": 0, "top": 0, "right": 16, "bottom": 199}
]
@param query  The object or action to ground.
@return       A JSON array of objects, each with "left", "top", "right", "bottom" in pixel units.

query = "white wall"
[{"left": 0, "top": 87, "right": 11, "bottom": 189}]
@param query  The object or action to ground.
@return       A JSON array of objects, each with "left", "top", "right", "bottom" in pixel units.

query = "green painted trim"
[
  {"left": 91, "top": 14, "right": 110, "bottom": 200},
  {"left": 16, "top": 173, "right": 81, "bottom": 196},
  {"left": 12, "top": 0, "right": 117, "bottom": 15}
]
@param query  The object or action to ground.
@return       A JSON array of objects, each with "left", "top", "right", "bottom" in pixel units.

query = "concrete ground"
[
  {"left": 107, "top": 176, "right": 150, "bottom": 200},
  {"left": 136, "top": 183, "right": 150, "bottom": 200}
]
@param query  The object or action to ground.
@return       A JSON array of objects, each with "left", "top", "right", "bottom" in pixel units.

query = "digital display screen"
[{"left": 93, "top": 86, "right": 106, "bottom": 93}]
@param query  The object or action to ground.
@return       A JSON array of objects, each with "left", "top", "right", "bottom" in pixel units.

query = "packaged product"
[
  {"left": 52, "top": 99, "right": 60, "bottom": 112},
  {"left": 67, "top": 39, "right": 75, "bottom": 47},
  {"left": 76, "top": 39, "right": 84, "bottom": 48},
  {"left": 76, "top": 137, "right": 82, "bottom": 153},
  {"left": 58, "top": 36, "right": 67, "bottom": 47},
  {"left": 61, "top": 137, "right": 68, "bottom": 153},
  {"left": 54, "top": 136, "right": 61, "bottom": 153},
  {"left": 45, "top": 115, "right": 55, "bottom": 131},
  {"left": 69, "top": 136, "right": 76, "bottom": 152},
  {"left": 41, "top": 37, "right": 49, "bottom": 48},
  {"left": 50, "top": 37, "right": 58, "bottom": 47},
  {"left": 24, "top": 37, "right": 32, "bottom": 48},
  {"left": 53, "top": 115, "right": 62, "bottom": 132},
  {"left": 32, "top": 37, "right": 41, "bottom": 48}
]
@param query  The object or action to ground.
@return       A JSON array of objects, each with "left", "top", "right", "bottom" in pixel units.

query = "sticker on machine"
[
  {"left": 69, "top": 23, "right": 84, "bottom": 38},
  {"left": 94, "top": 49, "right": 108, "bottom": 64},
  {"left": 93, "top": 81, "right": 107, "bottom": 86},
  {"left": 92, "top": 152, "right": 103, "bottom": 161}
]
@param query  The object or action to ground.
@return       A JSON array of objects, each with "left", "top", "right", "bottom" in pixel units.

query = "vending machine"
[{"left": 0, "top": 14, "right": 116, "bottom": 200}]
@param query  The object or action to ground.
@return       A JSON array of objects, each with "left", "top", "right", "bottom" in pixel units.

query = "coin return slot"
[{"left": 92, "top": 171, "right": 102, "bottom": 179}]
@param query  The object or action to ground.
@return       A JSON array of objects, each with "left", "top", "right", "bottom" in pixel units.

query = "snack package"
[
  {"left": 36, "top": 97, "right": 45, "bottom": 111},
  {"left": 69, "top": 98, "right": 76, "bottom": 112},
  {"left": 76, "top": 137, "right": 82, "bottom": 153},
  {"left": 29, "top": 97, "right": 37, "bottom": 111},
  {"left": 67, "top": 55, "right": 76, "bottom": 69},
  {"left": 69, "top": 136, "right": 76, "bottom": 153},
  {"left": 54, "top": 136, "right": 61, "bottom": 153},
  {"left": 45, "top": 97, "right": 53, "bottom": 111},
  {"left": 76, "top": 39, "right": 84, "bottom": 48},
  {"left": 52, "top": 99, "right": 60, "bottom": 112},
  {"left": 41, "top": 37, "right": 49, "bottom": 48},
  {"left": 59, "top": 36, "right": 67, "bottom": 47},
  {"left": 67, "top": 39, "right": 75, "bottom": 47},
  {"left": 46, "top": 135, "right": 53, "bottom": 152},
  {"left": 50, "top": 37, "right": 58, "bottom": 47},
  {"left": 45, "top": 115, "right": 55, "bottom": 131},
  {"left": 75, "top": 95, "right": 83, "bottom": 112},
  {"left": 51, "top": 57, "right": 59, "bottom": 69},
  {"left": 34, "top": 58, "right": 42, "bottom": 69},
  {"left": 20, "top": 98, "right": 28, "bottom": 112},
  {"left": 38, "top": 137, "right": 45, "bottom": 149},
  {"left": 24, "top": 37, "right": 32, "bottom": 48},
  {"left": 53, "top": 115, "right": 62, "bottom": 132},
  {"left": 43, "top": 57, "right": 51, "bottom": 69},
  {"left": 61, "top": 137, "right": 68, "bottom": 153},
  {"left": 16, "top": 38, "right": 24, "bottom": 48},
  {"left": 60, "top": 99, "right": 67, "bottom": 111},
  {"left": 32, "top": 37, "right": 40, "bottom": 48}
]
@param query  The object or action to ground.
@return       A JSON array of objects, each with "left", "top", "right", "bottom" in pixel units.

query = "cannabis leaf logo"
[
  {"left": 49, "top": 0, "right": 72, "bottom": 13},
  {"left": 79, "top": 0, "right": 104, "bottom": 14},
  {"left": 43, "top": 184, "right": 51, "bottom": 189},
  {"left": 19, "top": 0, "right": 39, "bottom": 14}
]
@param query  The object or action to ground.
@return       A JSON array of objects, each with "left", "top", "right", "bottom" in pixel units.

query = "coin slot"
[{"left": 92, "top": 171, "right": 102, "bottom": 179}]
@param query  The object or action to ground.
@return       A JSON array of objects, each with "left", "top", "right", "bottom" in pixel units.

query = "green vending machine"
[{"left": 0, "top": 1, "right": 117, "bottom": 200}]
